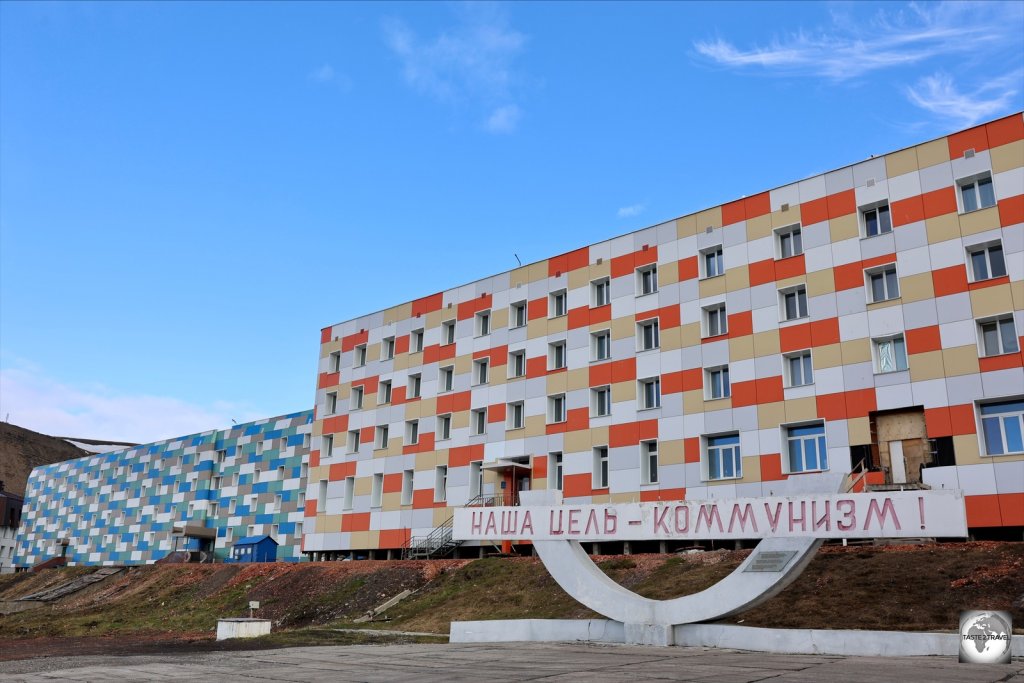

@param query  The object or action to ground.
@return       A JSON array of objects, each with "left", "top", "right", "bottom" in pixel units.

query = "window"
[
  {"left": 408, "top": 373, "right": 422, "bottom": 399},
  {"left": 874, "top": 335, "right": 908, "bottom": 373},
  {"left": 786, "top": 423, "right": 828, "bottom": 473},
  {"left": 382, "top": 336, "right": 395, "bottom": 360},
  {"left": 375, "top": 425, "right": 389, "bottom": 450},
  {"left": 216, "top": 449, "right": 226, "bottom": 467},
  {"left": 980, "top": 399, "right": 1024, "bottom": 456},
  {"left": 346, "top": 430, "right": 360, "bottom": 454},
  {"left": 354, "top": 344, "right": 367, "bottom": 367},
  {"left": 509, "top": 350, "right": 526, "bottom": 378},
  {"left": 322, "top": 434, "right": 335, "bottom": 459},
  {"left": 959, "top": 173, "right": 996, "bottom": 212},
  {"left": 549, "top": 452, "right": 563, "bottom": 491},
  {"left": 550, "top": 289, "right": 567, "bottom": 317},
  {"left": 780, "top": 285, "right": 808, "bottom": 321},
  {"left": 704, "top": 303, "right": 728, "bottom": 337},
  {"left": 298, "top": 492, "right": 305, "bottom": 507},
  {"left": 440, "top": 365, "right": 454, "bottom": 392},
  {"left": 507, "top": 401, "right": 525, "bottom": 430},
  {"left": 776, "top": 224, "right": 803, "bottom": 259},
  {"left": 641, "top": 440, "right": 659, "bottom": 484},
  {"left": 861, "top": 202, "right": 892, "bottom": 237},
  {"left": 979, "top": 315, "right": 1019, "bottom": 356},
  {"left": 475, "top": 310, "right": 491, "bottom": 336},
  {"left": 637, "top": 264, "right": 658, "bottom": 295},
  {"left": 351, "top": 386, "right": 364, "bottom": 409},
  {"left": 549, "top": 341, "right": 567, "bottom": 370},
  {"left": 212, "top": 475, "right": 222, "bottom": 490},
  {"left": 639, "top": 377, "right": 661, "bottom": 409},
  {"left": 342, "top": 477, "right": 354, "bottom": 510},
  {"left": 510, "top": 301, "right": 527, "bottom": 328},
  {"left": 593, "top": 447, "right": 609, "bottom": 489},
  {"left": 705, "top": 366, "right": 731, "bottom": 399},
  {"left": 472, "top": 408, "right": 487, "bottom": 435},
  {"left": 411, "top": 329, "right": 424, "bottom": 353},
  {"left": 785, "top": 350, "right": 814, "bottom": 387},
  {"left": 637, "top": 319, "right": 660, "bottom": 351},
  {"left": 379, "top": 380, "right": 392, "bottom": 404},
  {"left": 371, "top": 473, "right": 383, "bottom": 508},
  {"left": 328, "top": 351, "right": 341, "bottom": 373},
  {"left": 701, "top": 246, "right": 724, "bottom": 278},
  {"left": 326, "top": 391, "right": 338, "bottom": 415},
  {"left": 318, "top": 479, "right": 328, "bottom": 509},
  {"left": 406, "top": 420, "right": 420, "bottom": 445},
  {"left": 867, "top": 264, "right": 899, "bottom": 303},
  {"left": 401, "top": 469, "right": 414, "bottom": 505},
  {"left": 437, "top": 414, "right": 452, "bottom": 441},
  {"left": 592, "top": 278, "right": 610, "bottom": 307},
  {"left": 968, "top": 242, "right": 1007, "bottom": 282},
  {"left": 434, "top": 466, "right": 448, "bottom": 502},
  {"left": 591, "top": 330, "right": 611, "bottom": 361},
  {"left": 591, "top": 386, "right": 611, "bottom": 417},
  {"left": 459, "top": 461, "right": 480, "bottom": 500},
  {"left": 474, "top": 358, "right": 490, "bottom": 385},
  {"left": 549, "top": 394, "right": 566, "bottom": 423},
  {"left": 209, "top": 502, "right": 219, "bottom": 518},
  {"left": 229, "top": 498, "right": 237, "bottom": 515},
  {"left": 442, "top": 320, "right": 456, "bottom": 345},
  {"left": 706, "top": 433, "right": 741, "bottom": 481}
]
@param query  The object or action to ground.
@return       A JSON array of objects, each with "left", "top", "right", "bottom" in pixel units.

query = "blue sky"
[{"left": 2, "top": 1, "right": 1022, "bottom": 442}]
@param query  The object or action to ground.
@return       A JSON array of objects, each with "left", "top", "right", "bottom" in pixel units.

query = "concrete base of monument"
[{"left": 451, "top": 620, "right": 1024, "bottom": 657}]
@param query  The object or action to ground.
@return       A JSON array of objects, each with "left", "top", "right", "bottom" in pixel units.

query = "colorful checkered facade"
[
  {"left": 306, "top": 114, "right": 1024, "bottom": 555},
  {"left": 17, "top": 411, "right": 313, "bottom": 566}
]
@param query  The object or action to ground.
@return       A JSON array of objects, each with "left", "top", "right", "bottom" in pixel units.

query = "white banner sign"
[{"left": 453, "top": 491, "right": 967, "bottom": 542}]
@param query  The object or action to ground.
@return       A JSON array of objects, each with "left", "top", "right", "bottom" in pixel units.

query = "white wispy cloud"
[
  {"left": 693, "top": 2, "right": 1023, "bottom": 125},
  {"left": 617, "top": 203, "right": 646, "bottom": 218},
  {"left": 308, "top": 63, "right": 353, "bottom": 91},
  {"left": 0, "top": 362, "right": 262, "bottom": 444},
  {"left": 310, "top": 64, "right": 336, "bottom": 82},
  {"left": 383, "top": 4, "right": 527, "bottom": 133},
  {"left": 484, "top": 104, "right": 521, "bottom": 133},
  {"left": 907, "top": 69, "right": 1023, "bottom": 128},
  {"left": 694, "top": 2, "right": 1019, "bottom": 81}
]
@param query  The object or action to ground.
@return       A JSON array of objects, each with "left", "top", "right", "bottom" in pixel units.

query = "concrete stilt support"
[
  {"left": 625, "top": 623, "right": 674, "bottom": 646},
  {"left": 591, "top": 543, "right": 600, "bottom": 555},
  {"left": 478, "top": 547, "right": 485, "bottom": 558},
  {"left": 623, "top": 542, "right": 632, "bottom": 555},
  {"left": 659, "top": 541, "right": 667, "bottom": 554}
]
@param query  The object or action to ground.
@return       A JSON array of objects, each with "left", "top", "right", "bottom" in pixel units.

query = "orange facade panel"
[
  {"left": 998, "top": 194, "right": 1024, "bottom": 226},
  {"left": 411, "top": 292, "right": 444, "bottom": 317},
  {"left": 548, "top": 247, "right": 590, "bottom": 277},
  {"left": 457, "top": 293, "right": 493, "bottom": 321},
  {"left": 931, "top": 264, "right": 969, "bottom": 298},
  {"left": 341, "top": 329, "right": 368, "bottom": 352}
]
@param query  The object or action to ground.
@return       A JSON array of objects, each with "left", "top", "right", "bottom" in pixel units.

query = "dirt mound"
[
  {"left": 0, "top": 542, "right": 1020, "bottom": 660},
  {"left": 0, "top": 422, "right": 90, "bottom": 496}
]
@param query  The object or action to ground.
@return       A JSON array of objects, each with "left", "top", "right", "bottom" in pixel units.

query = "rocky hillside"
[{"left": 0, "top": 422, "right": 90, "bottom": 496}]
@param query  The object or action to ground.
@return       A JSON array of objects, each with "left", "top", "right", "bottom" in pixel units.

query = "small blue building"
[{"left": 231, "top": 535, "right": 278, "bottom": 563}]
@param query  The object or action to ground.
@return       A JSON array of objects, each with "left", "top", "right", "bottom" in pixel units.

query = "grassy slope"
[{"left": 1, "top": 543, "right": 1020, "bottom": 642}]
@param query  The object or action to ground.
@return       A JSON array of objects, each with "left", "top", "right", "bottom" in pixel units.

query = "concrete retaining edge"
[{"left": 450, "top": 619, "right": 1023, "bottom": 657}]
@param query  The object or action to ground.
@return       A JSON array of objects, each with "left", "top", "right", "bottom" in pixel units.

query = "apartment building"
[
  {"left": 16, "top": 411, "right": 312, "bottom": 566},
  {"left": 304, "top": 113, "right": 1024, "bottom": 558}
]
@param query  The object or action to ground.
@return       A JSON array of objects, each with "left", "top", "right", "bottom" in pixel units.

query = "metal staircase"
[{"left": 401, "top": 494, "right": 508, "bottom": 560}]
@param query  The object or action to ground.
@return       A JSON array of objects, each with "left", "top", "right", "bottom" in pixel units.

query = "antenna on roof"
[
  {"left": 514, "top": 253, "right": 522, "bottom": 267},
  {"left": 231, "top": 419, "right": 237, "bottom": 424}
]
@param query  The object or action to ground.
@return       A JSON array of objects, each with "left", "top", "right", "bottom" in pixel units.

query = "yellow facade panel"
[
  {"left": 885, "top": 147, "right": 919, "bottom": 177},
  {"left": 915, "top": 138, "right": 950, "bottom": 169}
]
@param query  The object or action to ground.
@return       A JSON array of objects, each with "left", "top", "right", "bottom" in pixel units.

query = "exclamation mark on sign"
[{"left": 918, "top": 496, "right": 926, "bottom": 530}]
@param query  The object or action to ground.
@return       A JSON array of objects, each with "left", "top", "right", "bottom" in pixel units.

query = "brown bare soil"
[
  {"left": 0, "top": 542, "right": 1020, "bottom": 661},
  {"left": 0, "top": 422, "right": 90, "bottom": 496}
]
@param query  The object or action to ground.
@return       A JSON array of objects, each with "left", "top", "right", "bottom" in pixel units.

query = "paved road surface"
[{"left": 0, "top": 642, "right": 1020, "bottom": 682}]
